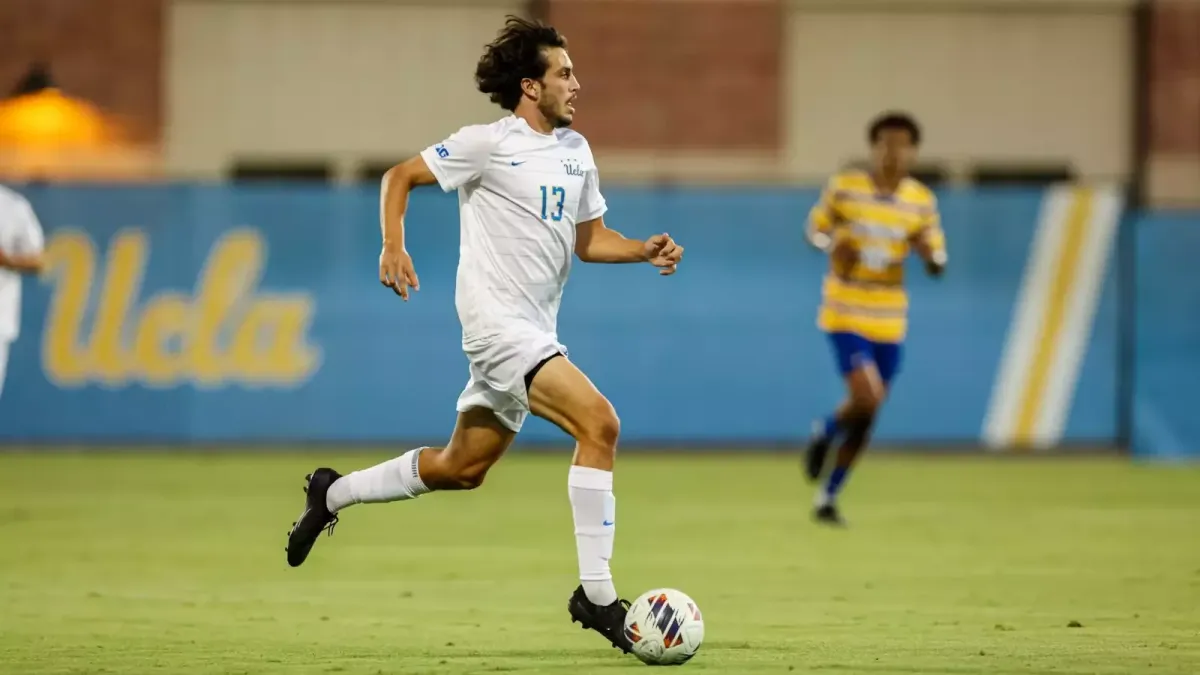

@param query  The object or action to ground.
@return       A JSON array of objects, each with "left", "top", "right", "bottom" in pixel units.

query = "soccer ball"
[{"left": 623, "top": 588, "right": 705, "bottom": 666}]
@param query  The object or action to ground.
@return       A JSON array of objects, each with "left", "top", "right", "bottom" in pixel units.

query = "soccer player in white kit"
[
  {"left": 0, "top": 185, "right": 46, "bottom": 399},
  {"left": 286, "top": 17, "right": 684, "bottom": 654}
]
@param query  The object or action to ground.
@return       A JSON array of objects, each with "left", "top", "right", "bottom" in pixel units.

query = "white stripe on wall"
[
  {"left": 1037, "top": 188, "right": 1123, "bottom": 443},
  {"left": 982, "top": 184, "right": 1123, "bottom": 450},
  {"left": 983, "top": 187, "right": 1072, "bottom": 448}
]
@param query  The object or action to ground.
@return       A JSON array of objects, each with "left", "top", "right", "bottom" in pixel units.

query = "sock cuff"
[
  {"left": 568, "top": 465, "right": 613, "bottom": 491},
  {"left": 402, "top": 447, "right": 429, "bottom": 495}
]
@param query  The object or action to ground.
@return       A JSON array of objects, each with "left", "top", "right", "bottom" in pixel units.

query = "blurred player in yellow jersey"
[{"left": 803, "top": 112, "right": 947, "bottom": 526}]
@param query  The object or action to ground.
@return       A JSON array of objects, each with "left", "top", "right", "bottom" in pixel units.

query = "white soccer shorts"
[{"left": 456, "top": 331, "right": 565, "bottom": 432}]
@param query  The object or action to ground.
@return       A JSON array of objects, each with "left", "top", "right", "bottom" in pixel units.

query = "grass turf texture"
[{"left": 1, "top": 451, "right": 1198, "bottom": 674}]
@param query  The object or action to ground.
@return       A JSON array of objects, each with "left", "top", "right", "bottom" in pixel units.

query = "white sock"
[
  {"left": 568, "top": 465, "right": 618, "bottom": 606},
  {"left": 325, "top": 448, "right": 430, "bottom": 513},
  {"left": 814, "top": 489, "right": 834, "bottom": 509}
]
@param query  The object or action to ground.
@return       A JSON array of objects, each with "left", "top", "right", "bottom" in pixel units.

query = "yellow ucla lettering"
[
  {"left": 131, "top": 292, "right": 189, "bottom": 387},
  {"left": 41, "top": 228, "right": 321, "bottom": 389},
  {"left": 42, "top": 230, "right": 98, "bottom": 387},
  {"left": 229, "top": 297, "right": 321, "bottom": 386},
  {"left": 90, "top": 229, "right": 148, "bottom": 385},
  {"left": 190, "top": 230, "right": 261, "bottom": 387}
]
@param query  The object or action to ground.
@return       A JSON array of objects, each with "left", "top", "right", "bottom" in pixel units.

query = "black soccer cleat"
[
  {"left": 286, "top": 468, "right": 343, "bottom": 568},
  {"left": 804, "top": 428, "right": 832, "bottom": 482},
  {"left": 568, "top": 585, "right": 633, "bottom": 654},
  {"left": 813, "top": 503, "right": 847, "bottom": 527}
]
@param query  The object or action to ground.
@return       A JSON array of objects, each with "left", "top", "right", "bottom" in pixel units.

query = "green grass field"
[{"left": 1, "top": 451, "right": 1198, "bottom": 674}]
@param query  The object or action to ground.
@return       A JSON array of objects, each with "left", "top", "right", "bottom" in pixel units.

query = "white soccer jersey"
[
  {"left": 420, "top": 115, "right": 607, "bottom": 344},
  {"left": 0, "top": 185, "right": 45, "bottom": 342}
]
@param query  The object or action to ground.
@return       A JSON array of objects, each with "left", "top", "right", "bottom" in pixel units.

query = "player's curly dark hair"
[
  {"left": 475, "top": 16, "right": 568, "bottom": 112},
  {"left": 868, "top": 112, "right": 922, "bottom": 145}
]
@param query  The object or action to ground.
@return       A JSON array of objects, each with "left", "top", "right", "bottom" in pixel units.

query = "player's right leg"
[
  {"left": 806, "top": 333, "right": 887, "bottom": 522},
  {"left": 812, "top": 365, "right": 885, "bottom": 526},
  {"left": 805, "top": 332, "right": 884, "bottom": 481},
  {"left": 285, "top": 407, "right": 516, "bottom": 567},
  {"left": 810, "top": 335, "right": 898, "bottom": 526},
  {"left": 525, "top": 355, "right": 632, "bottom": 654}
]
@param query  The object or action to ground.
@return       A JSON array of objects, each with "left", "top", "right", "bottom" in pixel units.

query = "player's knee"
[
  {"left": 863, "top": 393, "right": 883, "bottom": 417},
  {"left": 845, "top": 359, "right": 890, "bottom": 413},
  {"left": 577, "top": 397, "right": 621, "bottom": 452},
  {"left": 849, "top": 388, "right": 883, "bottom": 417}
]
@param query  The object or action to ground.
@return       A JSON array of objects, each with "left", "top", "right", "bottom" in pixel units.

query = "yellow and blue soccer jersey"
[{"left": 806, "top": 170, "right": 945, "bottom": 344}]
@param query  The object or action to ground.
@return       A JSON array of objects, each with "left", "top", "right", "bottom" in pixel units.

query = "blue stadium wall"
[
  {"left": 1134, "top": 212, "right": 1200, "bottom": 460},
  {"left": 0, "top": 184, "right": 1193, "bottom": 458}
]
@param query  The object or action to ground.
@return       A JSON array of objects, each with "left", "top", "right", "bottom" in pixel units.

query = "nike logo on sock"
[{"left": 602, "top": 520, "right": 614, "bottom": 526}]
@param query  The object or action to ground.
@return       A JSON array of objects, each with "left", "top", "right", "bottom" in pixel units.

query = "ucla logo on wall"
[{"left": 40, "top": 227, "right": 321, "bottom": 389}]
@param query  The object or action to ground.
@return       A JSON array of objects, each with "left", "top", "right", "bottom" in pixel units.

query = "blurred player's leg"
[
  {"left": 806, "top": 332, "right": 874, "bottom": 481},
  {"left": 805, "top": 401, "right": 853, "bottom": 481},
  {"left": 526, "top": 355, "right": 631, "bottom": 653},
  {"left": 812, "top": 366, "right": 883, "bottom": 525},
  {"left": 286, "top": 407, "right": 516, "bottom": 567},
  {"left": 811, "top": 339, "right": 900, "bottom": 526}
]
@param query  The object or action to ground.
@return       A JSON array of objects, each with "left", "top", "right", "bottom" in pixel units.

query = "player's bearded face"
[
  {"left": 537, "top": 48, "right": 579, "bottom": 128},
  {"left": 539, "top": 88, "right": 573, "bottom": 128}
]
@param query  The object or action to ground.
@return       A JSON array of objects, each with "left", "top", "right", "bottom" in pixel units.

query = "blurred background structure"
[{"left": 0, "top": 0, "right": 1197, "bottom": 458}]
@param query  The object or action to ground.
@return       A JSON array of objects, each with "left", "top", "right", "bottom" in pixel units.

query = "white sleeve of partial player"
[
  {"left": 15, "top": 198, "right": 44, "bottom": 255},
  {"left": 418, "top": 124, "right": 496, "bottom": 193},
  {"left": 2, "top": 194, "right": 44, "bottom": 255},
  {"left": 578, "top": 168, "right": 608, "bottom": 223}
]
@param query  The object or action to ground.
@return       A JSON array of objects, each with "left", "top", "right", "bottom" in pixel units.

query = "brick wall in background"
[
  {"left": 540, "top": 0, "right": 783, "bottom": 152},
  {"left": 1146, "top": 1, "right": 1200, "bottom": 206},
  {"left": 1149, "top": 1, "right": 1200, "bottom": 155},
  {"left": 0, "top": 0, "right": 163, "bottom": 145}
]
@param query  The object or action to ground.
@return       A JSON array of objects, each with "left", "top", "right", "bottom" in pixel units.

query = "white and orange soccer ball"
[{"left": 623, "top": 588, "right": 705, "bottom": 666}]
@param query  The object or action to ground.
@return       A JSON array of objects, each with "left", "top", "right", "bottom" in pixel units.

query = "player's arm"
[
  {"left": 805, "top": 181, "right": 842, "bottom": 253},
  {"left": 380, "top": 156, "right": 438, "bottom": 250},
  {"left": 0, "top": 250, "right": 44, "bottom": 274},
  {"left": 0, "top": 197, "right": 45, "bottom": 275},
  {"left": 379, "top": 125, "right": 493, "bottom": 299},
  {"left": 575, "top": 217, "right": 683, "bottom": 275},
  {"left": 378, "top": 156, "right": 436, "bottom": 300},
  {"left": 806, "top": 179, "right": 859, "bottom": 276},
  {"left": 909, "top": 203, "right": 947, "bottom": 278},
  {"left": 573, "top": 167, "right": 682, "bottom": 274}
]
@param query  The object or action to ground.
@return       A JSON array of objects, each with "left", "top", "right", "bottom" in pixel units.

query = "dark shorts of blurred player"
[{"left": 829, "top": 332, "right": 902, "bottom": 388}]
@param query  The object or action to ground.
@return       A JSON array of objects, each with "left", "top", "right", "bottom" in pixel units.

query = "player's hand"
[
  {"left": 830, "top": 238, "right": 859, "bottom": 279},
  {"left": 379, "top": 242, "right": 420, "bottom": 301},
  {"left": 643, "top": 233, "right": 683, "bottom": 276},
  {"left": 911, "top": 233, "right": 946, "bottom": 279}
]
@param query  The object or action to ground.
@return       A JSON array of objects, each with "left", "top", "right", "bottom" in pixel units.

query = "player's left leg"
[
  {"left": 286, "top": 407, "right": 517, "bottom": 567},
  {"left": 525, "top": 355, "right": 632, "bottom": 654},
  {"left": 814, "top": 340, "right": 901, "bottom": 526}
]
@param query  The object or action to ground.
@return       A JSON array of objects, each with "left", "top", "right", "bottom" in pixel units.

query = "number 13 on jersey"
[{"left": 540, "top": 186, "right": 565, "bottom": 221}]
